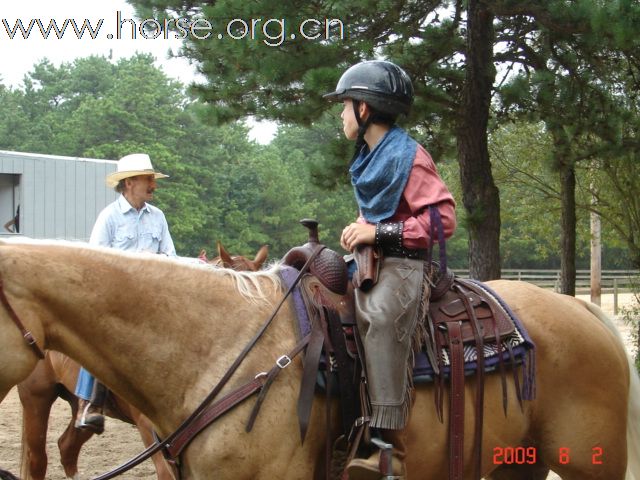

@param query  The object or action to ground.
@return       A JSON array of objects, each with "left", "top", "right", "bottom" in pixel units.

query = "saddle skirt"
[{"left": 416, "top": 278, "right": 536, "bottom": 390}]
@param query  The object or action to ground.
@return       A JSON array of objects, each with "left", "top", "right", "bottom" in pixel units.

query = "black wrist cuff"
[{"left": 375, "top": 222, "right": 404, "bottom": 250}]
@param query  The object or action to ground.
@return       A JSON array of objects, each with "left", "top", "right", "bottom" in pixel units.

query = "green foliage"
[
  {"left": 489, "top": 121, "right": 636, "bottom": 269},
  {"left": 1, "top": 54, "right": 186, "bottom": 159},
  {"left": 0, "top": 54, "right": 360, "bottom": 259},
  {"left": 620, "top": 281, "right": 640, "bottom": 374},
  {"left": 266, "top": 120, "right": 358, "bottom": 254}
]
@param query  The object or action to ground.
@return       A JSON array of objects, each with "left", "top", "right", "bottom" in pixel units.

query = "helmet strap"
[
  {"left": 350, "top": 99, "right": 373, "bottom": 165},
  {"left": 352, "top": 99, "right": 364, "bottom": 127}
]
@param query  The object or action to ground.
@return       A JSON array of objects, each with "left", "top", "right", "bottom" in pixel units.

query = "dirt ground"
[
  {"left": 0, "top": 294, "right": 636, "bottom": 480},
  {"left": 0, "top": 390, "right": 157, "bottom": 479}
]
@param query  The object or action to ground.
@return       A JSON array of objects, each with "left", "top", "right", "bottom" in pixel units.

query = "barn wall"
[{"left": 0, "top": 150, "right": 117, "bottom": 241}]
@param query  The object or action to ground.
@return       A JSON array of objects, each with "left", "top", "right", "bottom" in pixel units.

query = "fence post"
[{"left": 613, "top": 278, "right": 618, "bottom": 315}]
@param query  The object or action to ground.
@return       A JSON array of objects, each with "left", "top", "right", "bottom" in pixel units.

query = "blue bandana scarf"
[{"left": 349, "top": 126, "right": 418, "bottom": 223}]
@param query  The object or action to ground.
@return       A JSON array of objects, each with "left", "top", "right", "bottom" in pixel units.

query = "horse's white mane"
[
  {"left": 216, "top": 264, "right": 283, "bottom": 304},
  {"left": 1, "top": 237, "right": 89, "bottom": 247},
  {"left": 0, "top": 237, "right": 283, "bottom": 304}
]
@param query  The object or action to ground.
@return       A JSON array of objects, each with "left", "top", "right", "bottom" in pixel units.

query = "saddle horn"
[{"left": 282, "top": 219, "right": 348, "bottom": 295}]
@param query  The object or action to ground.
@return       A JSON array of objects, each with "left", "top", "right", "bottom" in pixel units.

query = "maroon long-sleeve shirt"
[{"left": 357, "top": 144, "right": 456, "bottom": 249}]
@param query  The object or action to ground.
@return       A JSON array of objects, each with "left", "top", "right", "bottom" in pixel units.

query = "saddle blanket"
[{"left": 281, "top": 267, "right": 535, "bottom": 400}]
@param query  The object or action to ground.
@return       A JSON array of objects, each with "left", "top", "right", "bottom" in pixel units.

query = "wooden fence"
[{"left": 452, "top": 269, "right": 639, "bottom": 314}]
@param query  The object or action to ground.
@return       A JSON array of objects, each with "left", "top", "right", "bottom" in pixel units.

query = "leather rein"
[{"left": 0, "top": 277, "right": 45, "bottom": 359}]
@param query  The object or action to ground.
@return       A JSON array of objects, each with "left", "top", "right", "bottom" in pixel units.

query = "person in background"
[
  {"left": 325, "top": 60, "right": 456, "bottom": 479},
  {"left": 75, "top": 153, "right": 176, "bottom": 433},
  {"left": 3, "top": 205, "right": 19, "bottom": 233}
]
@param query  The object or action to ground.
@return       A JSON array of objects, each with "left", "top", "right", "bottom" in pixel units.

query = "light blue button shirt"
[{"left": 89, "top": 194, "right": 176, "bottom": 256}]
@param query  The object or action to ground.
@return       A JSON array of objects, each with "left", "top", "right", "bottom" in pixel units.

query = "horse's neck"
[{"left": 12, "top": 243, "right": 280, "bottom": 432}]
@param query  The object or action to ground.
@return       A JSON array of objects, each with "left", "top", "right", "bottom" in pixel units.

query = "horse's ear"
[
  {"left": 253, "top": 245, "right": 269, "bottom": 269},
  {"left": 217, "top": 241, "right": 234, "bottom": 268}
]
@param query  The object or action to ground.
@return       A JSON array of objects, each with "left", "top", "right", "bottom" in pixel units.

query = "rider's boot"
[{"left": 75, "top": 381, "right": 107, "bottom": 434}]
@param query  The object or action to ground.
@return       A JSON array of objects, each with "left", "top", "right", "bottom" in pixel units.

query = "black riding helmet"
[
  {"left": 324, "top": 60, "right": 414, "bottom": 161},
  {"left": 323, "top": 60, "right": 414, "bottom": 117}
]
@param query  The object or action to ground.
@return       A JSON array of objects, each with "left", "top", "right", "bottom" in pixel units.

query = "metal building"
[{"left": 0, "top": 150, "right": 117, "bottom": 241}]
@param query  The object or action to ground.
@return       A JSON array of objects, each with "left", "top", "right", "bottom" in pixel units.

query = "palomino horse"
[
  {"left": 0, "top": 239, "right": 639, "bottom": 480},
  {"left": 14, "top": 242, "right": 267, "bottom": 480}
]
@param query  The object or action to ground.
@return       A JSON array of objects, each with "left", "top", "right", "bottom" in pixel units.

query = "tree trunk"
[
  {"left": 559, "top": 164, "right": 576, "bottom": 295},
  {"left": 590, "top": 196, "right": 601, "bottom": 306},
  {"left": 457, "top": 0, "right": 501, "bottom": 280}
]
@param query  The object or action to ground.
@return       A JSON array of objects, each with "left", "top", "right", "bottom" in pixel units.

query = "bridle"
[{"left": 0, "top": 277, "right": 45, "bottom": 359}]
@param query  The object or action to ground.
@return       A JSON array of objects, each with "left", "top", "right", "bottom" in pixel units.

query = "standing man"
[
  {"left": 325, "top": 60, "right": 456, "bottom": 479},
  {"left": 75, "top": 153, "right": 176, "bottom": 433}
]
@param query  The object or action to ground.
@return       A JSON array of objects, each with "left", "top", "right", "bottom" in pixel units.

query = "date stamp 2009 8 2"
[{"left": 492, "top": 446, "right": 604, "bottom": 465}]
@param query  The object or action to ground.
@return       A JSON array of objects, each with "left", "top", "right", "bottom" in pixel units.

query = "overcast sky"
[{"left": 0, "top": 0, "right": 276, "bottom": 142}]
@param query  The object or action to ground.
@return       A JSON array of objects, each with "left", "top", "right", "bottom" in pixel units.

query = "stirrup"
[{"left": 370, "top": 437, "right": 396, "bottom": 479}]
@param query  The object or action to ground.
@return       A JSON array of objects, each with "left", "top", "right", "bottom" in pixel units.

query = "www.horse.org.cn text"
[{"left": 1, "top": 11, "right": 347, "bottom": 47}]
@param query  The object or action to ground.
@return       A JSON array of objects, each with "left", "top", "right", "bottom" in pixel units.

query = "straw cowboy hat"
[{"left": 106, "top": 153, "right": 169, "bottom": 188}]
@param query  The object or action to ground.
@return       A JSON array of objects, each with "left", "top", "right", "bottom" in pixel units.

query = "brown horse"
[
  {"left": 14, "top": 243, "right": 267, "bottom": 480},
  {"left": 199, "top": 242, "right": 269, "bottom": 271},
  {"left": 16, "top": 351, "right": 172, "bottom": 480},
  {"left": 0, "top": 239, "right": 639, "bottom": 480}
]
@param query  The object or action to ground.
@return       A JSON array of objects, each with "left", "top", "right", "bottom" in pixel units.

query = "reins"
[
  {"left": 90, "top": 244, "right": 325, "bottom": 480},
  {"left": 0, "top": 277, "right": 45, "bottom": 359}
]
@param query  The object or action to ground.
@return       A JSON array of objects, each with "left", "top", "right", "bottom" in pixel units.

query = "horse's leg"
[
  {"left": 56, "top": 390, "right": 93, "bottom": 480},
  {"left": 129, "top": 407, "right": 175, "bottom": 480},
  {"left": 502, "top": 286, "right": 630, "bottom": 480},
  {"left": 529, "top": 387, "right": 630, "bottom": 480},
  {"left": 17, "top": 378, "right": 57, "bottom": 480},
  {"left": 43, "top": 353, "right": 93, "bottom": 479}
]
